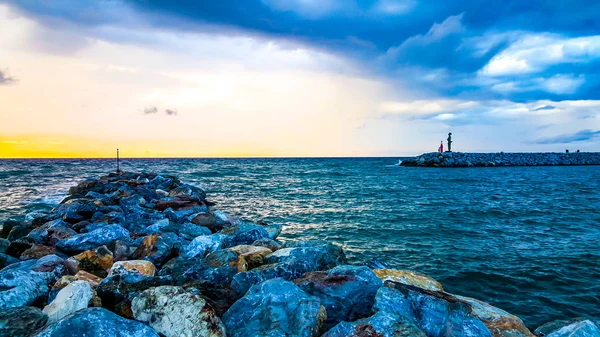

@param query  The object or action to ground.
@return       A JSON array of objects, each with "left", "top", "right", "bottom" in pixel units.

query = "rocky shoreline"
[
  {"left": 400, "top": 152, "right": 600, "bottom": 167},
  {"left": 0, "top": 171, "right": 598, "bottom": 337}
]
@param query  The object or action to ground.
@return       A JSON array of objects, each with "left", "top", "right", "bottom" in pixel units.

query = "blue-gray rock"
[
  {"left": 222, "top": 278, "right": 326, "bottom": 337},
  {"left": 56, "top": 224, "right": 130, "bottom": 253},
  {"left": 265, "top": 243, "right": 347, "bottom": 271},
  {"left": 384, "top": 281, "right": 534, "bottom": 337},
  {"left": 536, "top": 319, "right": 600, "bottom": 337},
  {"left": 219, "top": 223, "right": 270, "bottom": 248},
  {"left": 142, "top": 232, "right": 181, "bottom": 267},
  {"left": 27, "top": 219, "right": 70, "bottom": 242},
  {"left": 0, "top": 238, "right": 8, "bottom": 253},
  {"left": 182, "top": 234, "right": 223, "bottom": 258},
  {"left": 0, "top": 255, "right": 66, "bottom": 309},
  {"left": 0, "top": 306, "right": 49, "bottom": 337},
  {"left": 159, "top": 256, "right": 238, "bottom": 287},
  {"left": 0, "top": 253, "right": 19, "bottom": 269},
  {"left": 294, "top": 265, "right": 383, "bottom": 328},
  {"left": 33, "top": 307, "right": 159, "bottom": 337},
  {"left": 231, "top": 260, "right": 317, "bottom": 296},
  {"left": 323, "top": 287, "right": 426, "bottom": 337}
]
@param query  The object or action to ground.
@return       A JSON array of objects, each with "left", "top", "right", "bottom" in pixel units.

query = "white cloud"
[
  {"left": 371, "top": 0, "right": 415, "bottom": 15},
  {"left": 480, "top": 33, "right": 600, "bottom": 76}
]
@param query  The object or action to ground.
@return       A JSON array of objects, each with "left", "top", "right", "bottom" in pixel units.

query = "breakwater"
[
  {"left": 0, "top": 171, "right": 598, "bottom": 337},
  {"left": 401, "top": 152, "right": 600, "bottom": 167}
]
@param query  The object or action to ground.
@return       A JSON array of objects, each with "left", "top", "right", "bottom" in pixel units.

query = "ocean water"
[{"left": 0, "top": 158, "right": 599, "bottom": 328}]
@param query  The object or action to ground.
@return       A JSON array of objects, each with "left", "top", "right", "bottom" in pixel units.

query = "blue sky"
[{"left": 1, "top": 0, "right": 599, "bottom": 156}]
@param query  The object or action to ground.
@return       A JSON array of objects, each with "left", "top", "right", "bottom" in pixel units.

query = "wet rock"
[
  {"left": 20, "top": 244, "right": 58, "bottom": 260},
  {"left": 384, "top": 281, "right": 533, "bottom": 337},
  {"left": 178, "top": 222, "right": 212, "bottom": 240},
  {"left": 0, "top": 220, "right": 21, "bottom": 238},
  {"left": 535, "top": 319, "right": 600, "bottom": 337},
  {"left": 56, "top": 224, "right": 130, "bottom": 253},
  {"left": 6, "top": 237, "right": 35, "bottom": 257},
  {"left": 373, "top": 269, "right": 443, "bottom": 292},
  {"left": 182, "top": 234, "right": 223, "bottom": 258},
  {"left": 74, "top": 270, "right": 104, "bottom": 288},
  {"left": 231, "top": 260, "right": 319, "bottom": 296},
  {"left": 0, "top": 238, "right": 8, "bottom": 253},
  {"left": 109, "top": 260, "right": 156, "bottom": 277},
  {"left": 257, "top": 222, "right": 282, "bottom": 240},
  {"left": 223, "top": 278, "right": 326, "bottom": 337},
  {"left": 0, "top": 253, "right": 19, "bottom": 269},
  {"left": 44, "top": 280, "right": 93, "bottom": 324},
  {"left": 132, "top": 286, "right": 226, "bottom": 337},
  {"left": 295, "top": 265, "right": 383, "bottom": 328},
  {"left": 191, "top": 213, "right": 221, "bottom": 233},
  {"left": 324, "top": 287, "right": 425, "bottom": 337},
  {"left": 111, "top": 240, "right": 132, "bottom": 261},
  {"left": 7, "top": 223, "right": 33, "bottom": 241},
  {"left": 71, "top": 245, "right": 114, "bottom": 277},
  {"left": 159, "top": 257, "right": 238, "bottom": 287},
  {"left": 265, "top": 243, "right": 347, "bottom": 271},
  {"left": 220, "top": 223, "right": 271, "bottom": 248},
  {"left": 96, "top": 273, "right": 172, "bottom": 318},
  {"left": 0, "top": 306, "right": 48, "bottom": 337},
  {"left": 27, "top": 219, "right": 70, "bottom": 244},
  {"left": 33, "top": 307, "right": 159, "bottom": 337},
  {"left": 0, "top": 255, "right": 66, "bottom": 309}
]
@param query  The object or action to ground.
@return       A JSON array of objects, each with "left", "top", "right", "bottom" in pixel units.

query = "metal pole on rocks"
[{"left": 116, "top": 148, "right": 121, "bottom": 175}]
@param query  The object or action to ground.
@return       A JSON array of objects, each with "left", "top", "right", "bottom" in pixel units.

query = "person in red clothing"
[{"left": 438, "top": 141, "right": 444, "bottom": 153}]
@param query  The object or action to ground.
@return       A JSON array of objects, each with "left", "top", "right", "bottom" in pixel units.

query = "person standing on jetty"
[
  {"left": 438, "top": 141, "right": 444, "bottom": 153},
  {"left": 447, "top": 132, "right": 453, "bottom": 152}
]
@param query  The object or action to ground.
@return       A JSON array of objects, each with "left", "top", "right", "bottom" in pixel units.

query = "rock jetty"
[
  {"left": 401, "top": 152, "right": 600, "bottom": 167},
  {"left": 0, "top": 171, "right": 598, "bottom": 337}
]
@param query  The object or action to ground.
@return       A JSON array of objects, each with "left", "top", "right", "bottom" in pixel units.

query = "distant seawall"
[{"left": 400, "top": 152, "right": 600, "bottom": 167}]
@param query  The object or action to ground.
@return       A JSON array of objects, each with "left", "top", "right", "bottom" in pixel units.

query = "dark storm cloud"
[
  {"left": 5, "top": 0, "right": 600, "bottom": 101},
  {"left": 533, "top": 105, "right": 556, "bottom": 112},
  {"left": 165, "top": 109, "right": 178, "bottom": 116},
  {"left": 532, "top": 130, "right": 600, "bottom": 144}
]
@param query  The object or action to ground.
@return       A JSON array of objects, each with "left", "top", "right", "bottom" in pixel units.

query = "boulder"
[
  {"left": 20, "top": 244, "right": 58, "bottom": 260},
  {"left": 56, "top": 224, "right": 130, "bottom": 253},
  {"left": 96, "top": 273, "right": 172, "bottom": 318},
  {"left": 219, "top": 223, "right": 271, "bottom": 248},
  {"left": 109, "top": 260, "right": 156, "bottom": 277},
  {"left": 182, "top": 234, "right": 223, "bottom": 258},
  {"left": 231, "top": 260, "right": 320, "bottom": 296},
  {"left": 70, "top": 246, "right": 113, "bottom": 277},
  {"left": 0, "top": 255, "right": 66, "bottom": 309},
  {"left": 265, "top": 243, "right": 347, "bottom": 271},
  {"left": 535, "top": 319, "right": 600, "bottom": 337},
  {"left": 222, "top": 278, "right": 326, "bottom": 337},
  {"left": 141, "top": 232, "right": 181, "bottom": 267},
  {"left": 373, "top": 269, "right": 443, "bottom": 291},
  {"left": 294, "top": 265, "right": 383, "bottom": 328},
  {"left": 0, "top": 253, "right": 19, "bottom": 269},
  {"left": 383, "top": 281, "right": 533, "bottom": 337},
  {"left": 33, "top": 307, "right": 159, "bottom": 337},
  {"left": 226, "top": 245, "right": 272, "bottom": 269},
  {"left": 0, "top": 306, "right": 48, "bottom": 337},
  {"left": 252, "top": 238, "right": 283, "bottom": 251},
  {"left": 159, "top": 257, "right": 238, "bottom": 287},
  {"left": 191, "top": 213, "right": 221, "bottom": 233},
  {"left": 132, "top": 286, "right": 226, "bottom": 337},
  {"left": 43, "top": 280, "right": 93, "bottom": 324},
  {"left": 324, "top": 287, "right": 426, "bottom": 337},
  {"left": 130, "top": 234, "right": 158, "bottom": 260}
]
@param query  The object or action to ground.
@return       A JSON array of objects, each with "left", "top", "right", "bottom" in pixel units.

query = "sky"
[{"left": 0, "top": 0, "right": 599, "bottom": 158}]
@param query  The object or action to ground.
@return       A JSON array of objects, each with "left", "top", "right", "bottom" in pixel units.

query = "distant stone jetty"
[
  {"left": 401, "top": 152, "right": 600, "bottom": 167},
  {"left": 0, "top": 172, "right": 598, "bottom": 336}
]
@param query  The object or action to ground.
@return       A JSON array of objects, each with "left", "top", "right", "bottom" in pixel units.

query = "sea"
[{"left": 0, "top": 157, "right": 599, "bottom": 328}]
